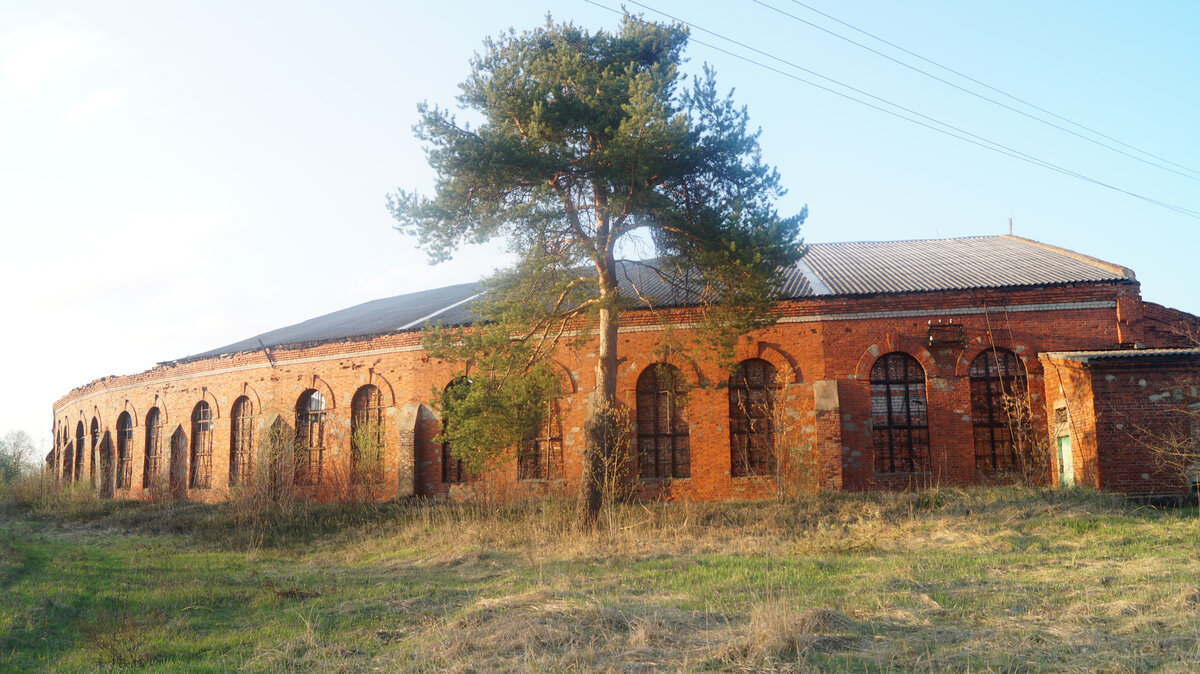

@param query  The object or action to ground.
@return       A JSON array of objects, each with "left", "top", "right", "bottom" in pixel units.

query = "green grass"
[{"left": 1, "top": 487, "right": 1198, "bottom": 671}]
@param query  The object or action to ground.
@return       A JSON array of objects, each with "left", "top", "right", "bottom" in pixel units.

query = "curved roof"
[{"left": 177, "top": 235, "right": 1132, "bottom": 362}]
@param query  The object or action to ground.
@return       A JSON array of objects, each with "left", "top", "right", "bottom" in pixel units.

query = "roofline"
[
  {"left": 1002, "top": 234, "right": 1136, "bottom": 280},
  {"left": 1041, "top": 348, "right": 1200, "bottom": 364},
  {"left": 170, "top": 277, "right": 1133, "bottom": 363}
]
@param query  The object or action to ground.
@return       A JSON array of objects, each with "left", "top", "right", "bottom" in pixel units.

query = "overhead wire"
[
  {"left": 748, "top": 0, "right": 1200, "bottom": 184},
  {"left": 580, "top": 0, "right": 1200, "bottom": 220},
  {"left": 782, "top": 0, "right": 1200, "bottom": 178}
]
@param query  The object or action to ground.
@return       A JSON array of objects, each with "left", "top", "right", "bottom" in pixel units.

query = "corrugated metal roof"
[
  {"left": 802, "top": 236, "right": 1129, "bottom": 296},
  {"left": 1043, "top": 349, "right": 1200, "bottom": 363},
  {"left": 177, "top": 235, "right": 1131, "bottom": 361}
]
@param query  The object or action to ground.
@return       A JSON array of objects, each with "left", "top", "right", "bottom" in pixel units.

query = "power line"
[
  {"left": 749, "top": 0, "right": 1200, "bottom": 184},
  {"left": 783, "top": 0, "right": 1200, "bottom": 178},
  {"left": 580, "top": 0, "right": 1200, "bottom": 220}
]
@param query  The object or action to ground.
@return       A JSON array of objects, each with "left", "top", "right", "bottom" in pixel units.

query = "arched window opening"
[
  {"left": 870, "top": 352, "right": 930, "bottom": 473},
  {"left": 63, "top": 429, "right": 74, "bottom": 482},
  {"left": 351, "top": 385, "right": 386, "bottom": 484},
  {"left": 970, "top": 348, "right": 1031, "bottom": 474},
  {"left": 116, "top": 412, "right": 133, "bottom": 489},
  {"left": 636, "top": 364, "right": 690, "bottom": 479},
  {"left": 441, "top": 379, "right": 468, "bottom": 484},
  {"left": 74, "top": 422, "right": 85, "bottom": 482},
  {"left": 295, "top": 389, "right": 326, "bottom": 485},
  {"left": 519, "top": 385, "right": 563, "bottom": 481},
  {"left": 89, "top": 417, "right": 100, "bottom": 484},
  {"left": 229, "top": 396, "right": 254, "bottom": 486},
  {"left": 729, "top": 358, "right": 779, "bottom": 478},
  {"left": 190, "top": 402, "right": 213, "bottom": 489},
  {"left": 144, "top": 407, "right": 163, "bottom": 488}
]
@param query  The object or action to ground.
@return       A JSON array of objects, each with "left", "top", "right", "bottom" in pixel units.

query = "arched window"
[
  {"left": 62, "top": 426, "right": 74, "bottom": 482},
  {"left": 144, "top": 407, "right": 163, "bottom": 488},
  {"left": 89, "top": 417, "right": 100, "bottom": 483},
  {"left": 870, "top": 352, "right": 929, "bottom": 473},
  {"left": 441, "top": 379, "right": 468, "bottom": 484},
  {"left": 190, "top": 401, "right": 213, "bottom": 489},
  {"left": 351, "top": 385, "right": 385, "bottom": 483},
  {"left": 116, "top": 412, "right": 133, "bottom": 489},
  {"left": 74, "top": 422, "right": 85, "bottom": 482},
  {"left": 229, "top": 396, "right": 254, "bottom": 486},
  {"left": 520, "top": 385, "right": 563, "bottom": 481},
  {"left": 729, "top": 358, "right": 779, "bottom": 478},
  {"left": 970, "top": 348, "right": 1030, "bottom": 474},
  {"left": 295, "top": 389, "right": 326, "bottom": 485},
  {"left": 636, "top": 363, "right": 690, "bottom": 479}
]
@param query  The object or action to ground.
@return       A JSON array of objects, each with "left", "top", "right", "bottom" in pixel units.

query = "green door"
[{"left": 1057, "top": 436, "right": 1074, "bottom": 487}]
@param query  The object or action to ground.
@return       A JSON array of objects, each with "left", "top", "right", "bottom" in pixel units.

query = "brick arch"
[
  {"left": 621, "top": 349, "right": 703, "bottom": 388},
  {"left": 853, "top": 341, "right": 938, "bottom": 381},
  {"left": 200, "top": 388, "right": 221, "bottom": 418},
  {"left": 732, "top": 341, "right": 800, "bottom": 383},
  {"left": 122, "top": 400, "right": 140, "bottom": 427},
  {"left": 548, "top": 359, "right": 577, "bottom": 394},
  {"left": 367, "top": 369, "right": 397, "bottom": 407},
  {"left": 153, "top": 393, "right": 170, "bottom": 425},
  {"left": 309, "top": 375, "right": 337, "bottom": 409},
  {"left": 955, "top": 340, "right": 1037, "bottom": 377},
  {"left": 241, "top": 382, "right": 262, "bottom": 413}
]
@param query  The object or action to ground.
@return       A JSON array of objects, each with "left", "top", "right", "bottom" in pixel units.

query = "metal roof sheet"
[
  {"left": 176, "top": 235, "right": 1130, "bottom": 361},
  {"left": 1042, "top": 349, "right": 1200, "bottom": 363}
]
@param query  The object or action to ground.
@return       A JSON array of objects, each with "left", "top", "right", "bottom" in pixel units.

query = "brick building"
[{"left": 50, "top": 235, "right": 1200, "bottom": 502}]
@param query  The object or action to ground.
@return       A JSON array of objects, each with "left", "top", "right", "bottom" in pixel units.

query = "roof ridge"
[
  {"left": 809, "top": 235, "right": 1003, "bottom": 246},
  {"left": 1001, "top": 235, "right": 1135, "bottom": 280}
]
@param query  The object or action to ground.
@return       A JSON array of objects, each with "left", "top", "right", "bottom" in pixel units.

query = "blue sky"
[{"left": 2, "top": 1, "right": 1197, "bottom": 449}]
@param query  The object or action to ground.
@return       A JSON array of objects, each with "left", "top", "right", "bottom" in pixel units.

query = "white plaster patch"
[
  {"left": 1105, "top": 375, "right": 1116, "bottom": 382},
  {"left": 1139, "top": 379, "right": 1147, "bottom": 387},
  {"left": 1141, "top": 473, "right": 1150, "bottom": 481}
]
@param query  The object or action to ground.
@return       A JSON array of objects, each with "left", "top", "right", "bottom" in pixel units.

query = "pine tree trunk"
[{"left": 578, "top": 270, "right": 619, "bottom": 529}]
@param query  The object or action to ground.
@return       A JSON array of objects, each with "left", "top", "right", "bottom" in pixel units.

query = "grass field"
[{"left": 1, "top": 486, "right": 1197, "bottom": 671}]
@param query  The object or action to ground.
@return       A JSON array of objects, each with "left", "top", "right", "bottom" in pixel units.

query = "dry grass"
[{"left": 1, "top": 486, "right": 1198, "bottom": 671}]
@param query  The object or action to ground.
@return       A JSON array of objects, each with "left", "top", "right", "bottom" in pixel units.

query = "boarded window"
[
  {"left": 229, "top": 396, "right": 254, "bottom": 486},
  {"left": 351, "top": 385, "right": 386, "bottom": 484},
  {"left": 636, "top": 363, "right": 690, "bottom": 479},
  {"left": 519, "top": 393, "right": 563, "bottom": 481},
  {"left": 970, "top": 348, "right": 1030, "bottom": 474},
  {"left": 295, "top": 390, "right": 326, "bottom": 485},
  {"left": 190, "top": 401, "right": 213, "bottom": 489},
  {"left": 442, "top": 378, "right": 468, "bottom": 484},
  {"left": 870, "top": 352, "right": 930, "bottom": 473},
  {"left": 116, "top": 412, "right": 133, "bottom": 489},
  {"left": 729, "top": 358, "right": 779, "bottom": 478}
]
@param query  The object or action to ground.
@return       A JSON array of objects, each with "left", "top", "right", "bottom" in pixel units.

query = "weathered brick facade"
[{"left": 50, "top": 238, "right": 1200, "bottom": 502}]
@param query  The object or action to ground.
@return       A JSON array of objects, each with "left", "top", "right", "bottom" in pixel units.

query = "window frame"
[
  {"left": 519, "top": 394, "right": 564, "bottom": 481},
  {"left": 229, "top": 396, "right": 254, "bottom": 486},
  {"left": 969, "top": 348, "right": 1029, "bottom": 475},
  {"left": 636, "top": 363, "right": 691, "bottom": 480},
  {"left": 729, "top": 358, "right": 780, "bottom": 478},
  {"left": 295, "top": 389, "right": 327, "bottom": 486},
  {"left": 116, "top": 412, "right": 133, "bottom": 489},
  {"left": 869, "top": 352, "right": 930, "bottom": 474},
  {"left": 190, "top": 401, "right": 214, "bottom": 489},
  {"left": 143, "top": 407, "right": 163, "bottom": 488}
]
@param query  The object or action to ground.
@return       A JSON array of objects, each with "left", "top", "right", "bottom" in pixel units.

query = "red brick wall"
[{"left": 56, "top": 278, "right": 1192, "bottom": 502}]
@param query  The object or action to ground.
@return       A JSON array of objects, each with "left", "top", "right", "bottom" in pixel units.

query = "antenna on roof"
[{"left": 1008, "top": 216, "right": 1013, "bottom": 236}]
